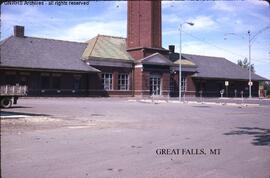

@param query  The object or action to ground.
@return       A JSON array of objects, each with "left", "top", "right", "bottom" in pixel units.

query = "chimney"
[
  {"left": 168, "top": 45, "right": 175, "bottom": 53},
  {"left": 14, "top": 25, "right": 25, "bottom": 37}
]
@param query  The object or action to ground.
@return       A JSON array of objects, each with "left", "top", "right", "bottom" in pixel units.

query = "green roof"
[
  {"left": 174, "top": 59, "right": 196, "bottom": 66},
  {"left": 82, "top": 35, "right": 134, "bottom": 61}
]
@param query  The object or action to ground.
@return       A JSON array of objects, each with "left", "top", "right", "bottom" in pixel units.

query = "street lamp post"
[
  {"left": 248, "top": 30, "right": 252, "bottom": 98},
  {"left": 179, "top": 22, "right": 194, "bottom": 102},
  {"left": 224, "top": 26, "right": 269, "bottom": 98}
]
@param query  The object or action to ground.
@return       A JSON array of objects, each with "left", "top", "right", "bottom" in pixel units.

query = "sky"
[{"left": 1, "top": 0, "right": 270, "bottom": 79}]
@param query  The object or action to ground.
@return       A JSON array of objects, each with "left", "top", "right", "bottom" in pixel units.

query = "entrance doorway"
[{"left": 150, "top": 75, "right": 161, "bottom": 95}]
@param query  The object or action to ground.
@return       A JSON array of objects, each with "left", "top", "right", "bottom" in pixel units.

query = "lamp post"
[
  {"left": 224, "top": 26, "right": 270, "bottom": 98},
  {"left": 248, "top": 30, "right": 252, "bottom": 98},
  {"left": 179, "top": 22, "right": 194, "bottom": 102},
  {"left": 247, "top": 27, "right": 270, "bottom": 97}
]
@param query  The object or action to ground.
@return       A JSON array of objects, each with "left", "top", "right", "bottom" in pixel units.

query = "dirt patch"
[
  {"left": 1, "top": 116, "right": 140, "bottom": 133},
  {"left": 1, "top": 116, "right": 68, "bottom": 133}
]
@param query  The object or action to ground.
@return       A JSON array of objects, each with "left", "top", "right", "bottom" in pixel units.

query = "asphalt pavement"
[{"left": 1, "top": 97, "right": 270, "bottom": 178}]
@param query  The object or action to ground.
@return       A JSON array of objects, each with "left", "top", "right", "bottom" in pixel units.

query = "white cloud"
[
  {"left": 186, "top": 16, "right": 217, "bottom": 31},
  {"left": 102, "top": 1, "right": 127, "bottom": 20},
  {"left": 212, "top": 1, "right": 234, "bottom": 12},
  {"left": 163, "top": 14, "right": 182, "bottom": 23},
  {"left": 1, "top": 3, "right": 127, "bottom": 42},
  {"left": 163, "top": 16, "right": 218, "bottom": 33},
  {"left": 163, "top": 29, "right": 178, "bottom": 36},
  {"left": 246, "top": 0, "right": 269, "bottom": 6},
  {"left": 112, "top": 1, "right": 127, "bottom": 10},
  {"left": 249, "top": 12, "right": 270, "bottom": 23},
  {"left": 1, "top": 5, "right": 64, "bottom": 38},
  {"left": 49, "top": 20, "right": 126, "bottom": 42},
  {"left": 162, "top": 0, "right": 177, "bottom": 9},
  {"left": 182, "top": 41, "right": 228, "bottom": 57}
]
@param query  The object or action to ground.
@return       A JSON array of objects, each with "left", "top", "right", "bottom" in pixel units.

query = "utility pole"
[
  {"left": 224, "top": 26, "right": 270, "bottom": 98},
  {"left": 179, "top": 24, "right": 182, "bottom": 102},
  {"left": 178, "top": 22, "right": 194, "bottom": 102},
  {"left": 248, "top": 30, "right": 252, "bottom": 98}
]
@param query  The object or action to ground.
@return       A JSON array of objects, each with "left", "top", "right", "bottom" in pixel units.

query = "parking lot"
[{"left": 1, "top": 97, "right": 270, "bottom": 178}]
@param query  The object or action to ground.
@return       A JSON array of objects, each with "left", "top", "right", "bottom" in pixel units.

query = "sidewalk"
[{"left": 130, "top": 96, "right": 270, "bottom": 106}]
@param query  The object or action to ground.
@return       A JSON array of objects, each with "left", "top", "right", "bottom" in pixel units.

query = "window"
[
  {"left": 118, "top": 74, "right": 129, "bottom": 90},
  {"left": 5, "top": 75, "right": 16, "bottom": 85},
  {"left": 19, "top": 72, "right": 30, "bottom": 86},
  {"left": 52, "top": 76, "right": 61, "bottom": 89},
  {"left": 101, "top": 73, "right": 113, "bottom": 90},
  {"left": 20, "top": 76, "right": 28, "bottom": 86},
  {"left": 73, "top": 76, "right": 81, "bottom": 90},
  {"left": 41, "top": 76, "right": 50, "bottom": 89},
  {"left": 150, "top": 74, "right": 161, "bottom": 95},
  {"left": 181, "top": 76, "right": 187, "bottom": 92},
  {"left": 5, "top": 71, "right": 16, "bottom": 85},
  {"left": 73, "top": 78, "right": 80, "bottom": 90},
  {"left": 73, "top": 74, "right": 82, "bottom": 90},
  {"left": 52, "top": 73, "right": 61, "bottom": 89}
]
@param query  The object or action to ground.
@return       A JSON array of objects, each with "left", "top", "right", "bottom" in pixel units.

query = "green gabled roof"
[
  {"left": 174, "top": 59, "right": 196, "bottom": 66},
  {"left": 82, "top": 35, "right": 134, "bottom": 61}
]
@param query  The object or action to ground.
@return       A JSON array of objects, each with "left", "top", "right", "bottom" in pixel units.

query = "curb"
[{"left": 128, "top": 99, "right": 260, "bottom": 107}]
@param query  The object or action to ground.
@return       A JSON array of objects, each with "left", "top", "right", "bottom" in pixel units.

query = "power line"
[
  {"left": 252, "top": 58, "right": 270, "bottom": 63},
  {"left": 182, "top": 30, "right": 270, "bottom": 63},
  {"left": 182, "top": 30, "right": 247, "bottom": 58}
]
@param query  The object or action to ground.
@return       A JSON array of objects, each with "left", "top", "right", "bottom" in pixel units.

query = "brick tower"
[
  {"left": 127, "top": 0, "right": 168, "bottom": 60},
  {"left": 127, "top": 0, "right": 170, "bottom": 97}
]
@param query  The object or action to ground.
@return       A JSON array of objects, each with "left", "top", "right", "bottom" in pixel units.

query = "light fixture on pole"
[
  {"left": 179, "top": 22, "right": 194, "bottom": 102},
  {"left": 247, "top": 27, "right": 270, "bottom": 97},
  {"left": 248, "top": 30, "right": 252, "bottom": 98},
  {"left": 224, "top": 26, "right": 270, "bottom": 98}
]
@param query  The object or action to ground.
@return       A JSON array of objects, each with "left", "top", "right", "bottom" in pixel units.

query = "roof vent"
[{"left": 14, "top": 25, "right": 25, "bottom": 37}]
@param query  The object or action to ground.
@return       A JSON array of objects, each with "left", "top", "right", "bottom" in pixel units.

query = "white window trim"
[
  {"left": 118, "top": 73, "right": 129, "bottom": 91},
  {"left": 150, "top": 74, "right": 162, "bottom": 95},
  {"left": 181, "top": 76, "right": 187, "bottom": 92},
  {"left": 102, "top": 73, "right": 113, "bottom": 91}
]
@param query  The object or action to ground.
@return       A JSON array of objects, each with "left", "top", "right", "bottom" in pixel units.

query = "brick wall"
[
  {"left": 90, "top": 66, "right": 134, "bottom": 96},
  {"left": 127, "top": 50, "right": 144, "bottom": 60},
  {"left": 186, "top": 75, "right": 196, "bottom": 96},
  {"left": 134, "top": 67, "right": 143, "bottom": 95},
  {"left": 162, "top": 72, "right": 170, "bottom": 95},
  {"left": 127, "top": 0, "right": 161, "bottom": 49},
  {"left": 142, "top": 71, "right": 150, "bottom": 93}
]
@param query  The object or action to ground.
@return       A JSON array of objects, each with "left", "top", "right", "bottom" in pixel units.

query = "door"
[{"left": 150, "top": 75, "right": 161, "bottom": 95}]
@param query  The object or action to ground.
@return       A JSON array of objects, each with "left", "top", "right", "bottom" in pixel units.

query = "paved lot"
[
  {"left": 170, "top": 96, "right": 270, "bottom": 106},
  {"left": 1, "top": 97, "right": 270, "bottom": 178}
]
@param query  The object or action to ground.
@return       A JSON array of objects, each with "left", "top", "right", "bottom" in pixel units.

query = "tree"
[{"left": 237, "top": 58, "right": 255, "bottom": 72}]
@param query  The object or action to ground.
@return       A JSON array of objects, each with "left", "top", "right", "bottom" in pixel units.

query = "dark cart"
[{"left": 0, "top": 85, "right": 27, "bottom": 108}]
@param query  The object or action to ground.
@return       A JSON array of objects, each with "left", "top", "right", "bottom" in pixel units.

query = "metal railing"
[{"left": 0, "top": 85, "right": 28, "bottom": 96}]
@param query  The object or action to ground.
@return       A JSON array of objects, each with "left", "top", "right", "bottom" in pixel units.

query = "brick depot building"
[{"left": 0, "top": 1, "right": 267, "bottom": 97}]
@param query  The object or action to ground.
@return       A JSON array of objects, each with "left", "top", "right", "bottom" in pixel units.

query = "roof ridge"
[
  {"left": 88, "top": 35, "right": 99, "bottom": 57},
  {"left": 183, "top": 53, "right": 225, "bottom": 59},
  {"left": 0, "top": 36, "right": 13, "bottom": 46},
  {"left": 98, "top": 34, "right": 126, "bottom": 39},
  {"left": 141, "top": 52, "right": 172, "bottom": 63},
  {"left": 18, "top": 35, "right": 88, "bottom": 44},
  {"left": 142, "top": 52, "right": 160, "bottom": 60}
]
